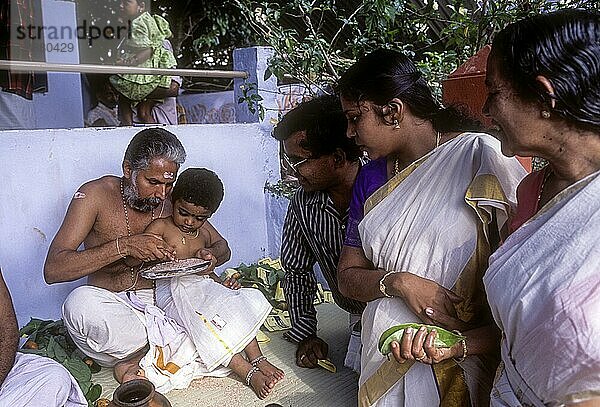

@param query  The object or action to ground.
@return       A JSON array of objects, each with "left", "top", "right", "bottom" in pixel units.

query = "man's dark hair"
[
  {"left": 492, "top": 8, "right": 600, "bottom": 131},
  {"left": 171, "top": 168, "right": 224, "bottom": 213},
  {"left": 272, "top": 95, "right": 361, "bottom": 161},
  {"left": 124, "top": 128, "right": 186, "bottom": 171}
]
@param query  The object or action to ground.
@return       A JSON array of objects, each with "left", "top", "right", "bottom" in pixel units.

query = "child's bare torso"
[{"left": 150, "top": 217, "right": 212, "bottom": 260}]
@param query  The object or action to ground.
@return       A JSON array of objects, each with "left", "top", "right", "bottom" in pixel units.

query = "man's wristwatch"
[{"left": 379, "top": 271, "right": 397, "bottom": 298}]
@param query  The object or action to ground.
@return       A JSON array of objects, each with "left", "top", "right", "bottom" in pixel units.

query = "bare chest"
[
  {"left": 163, "top": 228, "right": 209, "bottom": 259},
  {"left": 87, "top": 201, "right": 157, "bottom": 248}
]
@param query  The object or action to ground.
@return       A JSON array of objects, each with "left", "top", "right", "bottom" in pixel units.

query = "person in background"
[
  {"left": 482, "top": 9, "right": 600, "bottom": 406},
  {"left": 129, "top": 40, "right": 181, "bottom": 126},
  {"left": 110, "top": 0, "right": 177, "bottom": 124},
  {"left": 336, "top": 49, "right": 526, "bottom": 406},
  {"left": 272, "top": 95, "right": 366, "bottom": 372},
  {"left": 85, "top": 74, "right": 119, "bottom": 127}
]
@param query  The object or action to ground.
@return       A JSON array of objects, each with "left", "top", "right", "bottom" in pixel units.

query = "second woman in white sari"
[{"left": 482, "top": 9, "right": 600, "bottom": 406}]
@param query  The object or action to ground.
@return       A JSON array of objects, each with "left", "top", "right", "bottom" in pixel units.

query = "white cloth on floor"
[{"left": 0, "top": 352, "right": 87, "bottom": 406}]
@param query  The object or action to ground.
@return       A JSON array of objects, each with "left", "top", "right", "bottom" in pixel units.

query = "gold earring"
[
  {"left": 541, "top": 110, "right": 551, "bottom": 119},
  {"left": 393, "top": 119, "right": 400, "bottom": 129}
]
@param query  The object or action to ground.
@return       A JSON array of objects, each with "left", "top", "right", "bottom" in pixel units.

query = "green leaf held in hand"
[{"left": 378, "top": 323, "right": 465, "bottom": 355}]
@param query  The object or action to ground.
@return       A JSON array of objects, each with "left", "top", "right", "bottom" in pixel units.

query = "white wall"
[{"left": 0, "top": 124, "right": 280, "bottom": 326}]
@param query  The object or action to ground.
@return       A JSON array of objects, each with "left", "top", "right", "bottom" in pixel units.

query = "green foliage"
[
  {"left": 19, "top": 319, "right": 102, "bottom": 407},
  {"left": 238, "top": 81, "right": 266, "bottom": 120},
  {"left": 264, "top": 179, "right": 299, "bottom": 200},
  {"left": 152, "top": 0, "right": 253, "bottom": 69},
  {"left": 233, "top": 0, "right": 598, "bottom": 97},
  {"left": 224, "top": 258, "right": 286, "bottom": 308}
]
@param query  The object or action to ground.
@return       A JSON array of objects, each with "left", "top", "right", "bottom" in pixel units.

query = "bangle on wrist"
[
  {"left": 379, "top": 271, "right": 397, "bottom": 298},
  {"left": 452, "top": 330, "right": 467, "bottom": 362}
]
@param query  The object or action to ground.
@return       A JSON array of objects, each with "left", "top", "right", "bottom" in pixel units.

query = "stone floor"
[{"left": 93, "top": 302, "right": 359, "bottom": 407}]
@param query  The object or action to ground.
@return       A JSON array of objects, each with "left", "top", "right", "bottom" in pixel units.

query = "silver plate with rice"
[{"left": 140, "top": 258, "right": 212, "bottom": 279}]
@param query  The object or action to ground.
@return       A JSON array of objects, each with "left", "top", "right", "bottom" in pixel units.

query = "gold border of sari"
[
  {"left": 465, "top": 174, "right": 510, "bottom": 225},
  {"left": 363, "top": 155, "right": 429, "bottom": 216}
]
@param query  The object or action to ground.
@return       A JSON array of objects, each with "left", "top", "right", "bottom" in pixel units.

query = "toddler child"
[
  {"left": 144, "top": 168, "right": 284, "bottom": 399},
  {"left": 110, "top": 0, "right": 177, "bottom": 124}
]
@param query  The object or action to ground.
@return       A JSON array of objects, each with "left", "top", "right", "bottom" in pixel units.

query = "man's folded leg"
[
  {"left": 62, "top": 285, "right": 150, "bottom": 366},
  {"left": 0, "top": 353, "right": 87, "bottom": 407}
]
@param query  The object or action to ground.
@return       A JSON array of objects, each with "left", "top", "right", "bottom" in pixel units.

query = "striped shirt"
[{"left": 281, "top": 188, "right": 365, "bottom": 343}]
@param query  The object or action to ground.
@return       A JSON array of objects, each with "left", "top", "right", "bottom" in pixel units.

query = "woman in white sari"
[
  {"left": 482, "top": 9, "right": 600, "bottom": 406},
  {"left": 336, "top": 49, "right": 526, "bottom": 406}
]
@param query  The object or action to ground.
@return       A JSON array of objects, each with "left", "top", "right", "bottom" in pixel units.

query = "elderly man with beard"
[{"left": 44, "top": 128, "right": 231, "bottom": 383}]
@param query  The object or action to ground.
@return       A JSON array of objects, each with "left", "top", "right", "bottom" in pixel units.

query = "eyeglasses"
[{"left": 283, "top": 153, "right": 312, "bottom": 173}]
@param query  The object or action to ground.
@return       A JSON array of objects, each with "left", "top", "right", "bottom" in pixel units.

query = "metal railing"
[{"left": 0, "top": 60, "right": 248, "bottom": 79}]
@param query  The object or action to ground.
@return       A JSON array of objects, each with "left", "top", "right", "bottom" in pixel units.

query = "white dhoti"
[
  {"left": 63, "top": 277, "right": 272, "bottom": 394},
  {"left": 62, "top": 285, "right": 151, "bottom": 367},
  {"left": 0, "top": 353, "right": 87, "bottom": 407},
  {"left": 160, "top": 275, "right": 272, "bottom": 371}
]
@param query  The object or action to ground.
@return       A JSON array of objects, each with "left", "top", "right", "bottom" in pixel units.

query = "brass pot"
[{"left": 109, "top": 379, "right": 171, "bottom": 407}]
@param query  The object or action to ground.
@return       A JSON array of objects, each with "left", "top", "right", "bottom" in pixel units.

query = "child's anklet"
[
  {"left": 250, "top": 355, "right": 267, "bottom": 366},
  {"left": 245, "top": 366, "right": 260, "bottom": 386}
]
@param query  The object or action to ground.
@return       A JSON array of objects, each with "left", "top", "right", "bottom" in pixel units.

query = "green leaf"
[
  {"left": 46, "top": 336, "right": 57, "bottom": 359},
  {"left": 62, "top": 357, "right": 92, "bottom": 384},
  {"left": 263, "top": 67, "right": 273, "bottom": 81},
  {"left": 18, "top": 348, "right": 48, "bottom": 356},
  {"left": 88, "top": 360, "right": 102, "bottom": 374},
  {"left": 378, "top": 323, "right": 465, "bottom": 355},
  {"left": 266, "top": 270, "right": 277, "bottom": 286},
  {"left": 85, "top": 383, "right": 102, "bottom": 403},
  {"left": 52, "top": 341, "right": 68, "bottom": 363},
  {"left": 78, "top": 380, "right": 92, "bottom": 396}
]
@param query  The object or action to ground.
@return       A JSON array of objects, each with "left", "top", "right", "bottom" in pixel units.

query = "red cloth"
[
  {"left": 0, "top": 0, "right": 47, "bottom": 100},
  {"left": 507, "top": 167, "right": 549, "bottom": 234}
]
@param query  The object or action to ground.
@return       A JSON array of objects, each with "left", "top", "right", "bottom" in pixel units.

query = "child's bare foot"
[
  {"left": 247, "top": 367, "right": 277, "bottom": 399},
  {"left": 252, "top": 356, "right": 284, "bottom": 382},
  {"left": 122, "top": 367, "right": 146, "bottom": 383},
  {"left": 114, "top": 358, "right": 146, "bottom": 383}
]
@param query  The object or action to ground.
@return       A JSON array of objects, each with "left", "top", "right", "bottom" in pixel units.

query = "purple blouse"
[{"left": 345, "top": 157, "right": 388, "bottom": 247}]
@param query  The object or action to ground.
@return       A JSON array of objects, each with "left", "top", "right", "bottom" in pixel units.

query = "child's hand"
[
  {"left": 222, "top": 277, "right": 241, "bottom": 290},
  {"left": 196, "top": 249, "right": 218, "bottom": 274}
]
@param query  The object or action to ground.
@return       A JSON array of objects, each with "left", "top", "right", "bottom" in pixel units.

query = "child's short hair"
[{"left": 172, "top": 168, "right": 224, "bottom": 213}]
